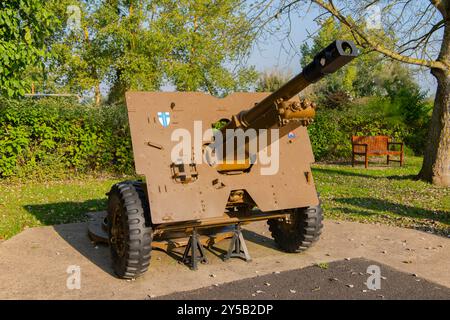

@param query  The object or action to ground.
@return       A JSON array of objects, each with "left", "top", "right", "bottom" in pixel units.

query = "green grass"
[
  {"left": 0, "top": 175, "right": 132, "bottom": 240},
  {"left": 316, "top": 262, "right": 329, "bottom": 270},
  {"left": 0, "top": 157, "right": 448, "bottom": 241},
  {"left": 313, "top": 157, "right": 449, "bottom": 236}
]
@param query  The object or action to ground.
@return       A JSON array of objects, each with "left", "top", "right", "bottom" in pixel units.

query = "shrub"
[
  {"left": 308, "top": 101, "right": 410, "bottom": 161},
  {"left": 0, "top": 97, "right": 134, "bottom": 179},
  {"left": 0, "top": 93, "right": 430, "bottom": 179}
]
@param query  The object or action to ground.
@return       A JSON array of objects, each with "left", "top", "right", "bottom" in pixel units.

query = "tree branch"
[
  {"left": 429, "top": 0, "right": 447, "bottom": 18},
  {"left": 312, "top": 0, "right": 449, "bottom": 70}
]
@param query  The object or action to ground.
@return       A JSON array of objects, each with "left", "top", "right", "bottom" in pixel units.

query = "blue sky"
[
  {"left": 247, "top": 11, "right": 315, "bottom": 75},
  {"left": 150, "top": 6, "right": 438, "bottom": 97},
  {"left": 247, "top": 12, "right": 438, "bottom": 96}
]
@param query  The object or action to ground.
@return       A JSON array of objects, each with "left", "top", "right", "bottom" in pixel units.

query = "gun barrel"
[
  {"left": 233, "top": 40, "right": 359, "bottom": 130},
  {"left": 213, "top": 40, "right": 359, "bottom": 173}
]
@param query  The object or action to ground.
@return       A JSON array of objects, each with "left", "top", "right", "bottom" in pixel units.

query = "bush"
[
  {"left": 0, "top": 93, "right": 431, "bottom": 179},
  {"left": 0, "top": 98, "right": 134, "bottom": 179},
  {"left": 308, "top": 101, "right": 411, "bottom": 161}
]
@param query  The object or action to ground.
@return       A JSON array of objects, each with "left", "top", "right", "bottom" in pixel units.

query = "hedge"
[
  {"left": 0, "top": 98, "right": 133, "bottom": 179},
  {"left": 308, "top": 106, "right": 411, "bottom": 161},
  {"left": 0, "top": 97, "right": 423, "bottom": 179}
]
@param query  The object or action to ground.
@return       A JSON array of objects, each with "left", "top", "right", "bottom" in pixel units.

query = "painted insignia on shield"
[{"left": 157, "top": 112, "right": 170, "bottom": 127}]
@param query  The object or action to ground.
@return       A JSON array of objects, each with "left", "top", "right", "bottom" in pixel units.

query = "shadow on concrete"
[
  {"left": 23, "top": 200, "right": 285, "bottom": 275},
  {"left": 24, "top": 200, "right": 115, "bottom": 276},
  {"left": 242, "top": 229, "right": 278, "bottom": 251},
  {"left": 206, "top": 229, "right": 281, "bottom": 260},
  {"left": 53, "top": 223, "right": 115, "bottom": 276}
]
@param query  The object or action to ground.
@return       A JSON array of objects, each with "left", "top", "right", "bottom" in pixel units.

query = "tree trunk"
[
  {"left": 419, "top": 18, "right": 450, "bottom": 187},
  {"left": 95, "top": 84, "right": 101, "bottom": 106},
  {"left": 419, "top": 69, "right": 450, "bottom": 186}
]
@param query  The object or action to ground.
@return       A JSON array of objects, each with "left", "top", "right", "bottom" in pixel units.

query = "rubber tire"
[
  {"left": 267, "top": 204, "right": 323, "bottom": 253},
  {"left": 107, "top": 181, "right": 153, "bottom": 279}
]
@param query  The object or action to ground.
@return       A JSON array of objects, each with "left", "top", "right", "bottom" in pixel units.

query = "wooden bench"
[{"left": 351, "top": 136, "right": 404, "bottom": 168}]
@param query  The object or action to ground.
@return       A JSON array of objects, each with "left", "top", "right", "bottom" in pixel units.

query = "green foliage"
[
  {"left": 301, "top": 17, "right": 431, "bottom": 158},
  {"left": 300, "top": 17, "right": 360, "bottom": 103},
  {"left": 300, "top": 17, "right": 405, "bottom": 106},
  {"left": 256, "top": 70, "right": 292, "bottom": 92},
  {"left": 0, "top": 1, "right": 60, "bottom": 97},
  {"left": 0, "top": 98, "right": 134, "bottom": 179},
  {"left": 155, "top": 0, "right": 258, "bottom": 96},
  {"left": 39, "top": 0, "right": 258, "bottom": 103},
  {"left": 363, "top": 89, "right": 432, "bottom": 155},
  {"left": 308, "top": 102, "right": 410, "bottom": 161},
  {"left": 211, "top": 119, "right": 229, "bottom": 130}
]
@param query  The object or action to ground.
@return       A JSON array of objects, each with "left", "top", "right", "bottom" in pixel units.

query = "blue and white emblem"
[{"left": 157, "top": 112, "right": 170, "bottom": 127}]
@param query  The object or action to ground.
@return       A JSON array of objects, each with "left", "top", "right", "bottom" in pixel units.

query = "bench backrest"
[{"left": 352, "top": 135, "right": 390, "bottom": 153}]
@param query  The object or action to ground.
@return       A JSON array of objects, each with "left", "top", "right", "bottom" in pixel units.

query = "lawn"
[
  {"left": 313, "top": 157, "right": 449, "bottom": 237},
  {"left": 0, "top": 157, "right": 448, "bottom": 240},
  {"left": 0, "top": 176, "right": 129, "bottom": 240}
]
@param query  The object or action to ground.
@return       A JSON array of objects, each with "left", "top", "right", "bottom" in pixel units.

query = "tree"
[
  {"left": 256, "top": 69, "right": 292, "bottom": 92},
  {"left": 301, "top": 17, "right": 381, "bottom": 99},
  {"left": 0, "top": 0, "right": 59, "bottom": 97},
  {"left": 153, "top": 0, "right": 259, "bottom": 96},
  {"left": 44, "top": 0, "right": 258, "bottom": 104},
  {"left": 301, "top": 17, "right": 424, "bottom": 109},
  {"left": 45, "top": 0, "right": 163, "bottom": 105},
  {"left": 249, "top": 0, "right": 450, "bottom": 186}
]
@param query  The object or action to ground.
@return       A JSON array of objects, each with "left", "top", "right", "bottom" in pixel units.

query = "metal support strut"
[
  {"left": 224, "top": 224, "right": 252, "bottom": 262},
  {"left": 181, "top": 227, "right": 208, "bottom": 270}
]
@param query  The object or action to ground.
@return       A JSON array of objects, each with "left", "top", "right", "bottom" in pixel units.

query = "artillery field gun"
[{"left": 90, "top": 40, "right": 358, "bottom": 279}]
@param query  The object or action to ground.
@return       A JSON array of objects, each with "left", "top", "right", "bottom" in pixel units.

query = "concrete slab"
[{"left": 0, "top": 220, "right": 449, "bottom": 299}]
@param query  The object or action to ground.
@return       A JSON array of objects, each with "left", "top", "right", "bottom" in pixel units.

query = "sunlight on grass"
[
  {"left": 313, "top": 157, "right": 449, "bottom": 236},
  {"left": 0, "top": 176, "right": 132, "bottom": 240}
]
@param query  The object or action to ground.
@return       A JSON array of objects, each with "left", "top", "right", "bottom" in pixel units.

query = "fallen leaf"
[{"left": 329, "top": 277, "right": 339, "bottom": 282}]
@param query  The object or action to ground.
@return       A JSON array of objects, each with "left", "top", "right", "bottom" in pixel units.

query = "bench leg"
[
  {"left": 352, "top": 153, "right": 355, "bottom": 167},
  {"left": 400, "top": 152, "right": 404, "bottom": 167},
  {"left": 387, "top": 155, "right": 390, "bottom": 165},
  {"left": 365, "top": 154, "right": 368, "bottom": 169}
]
